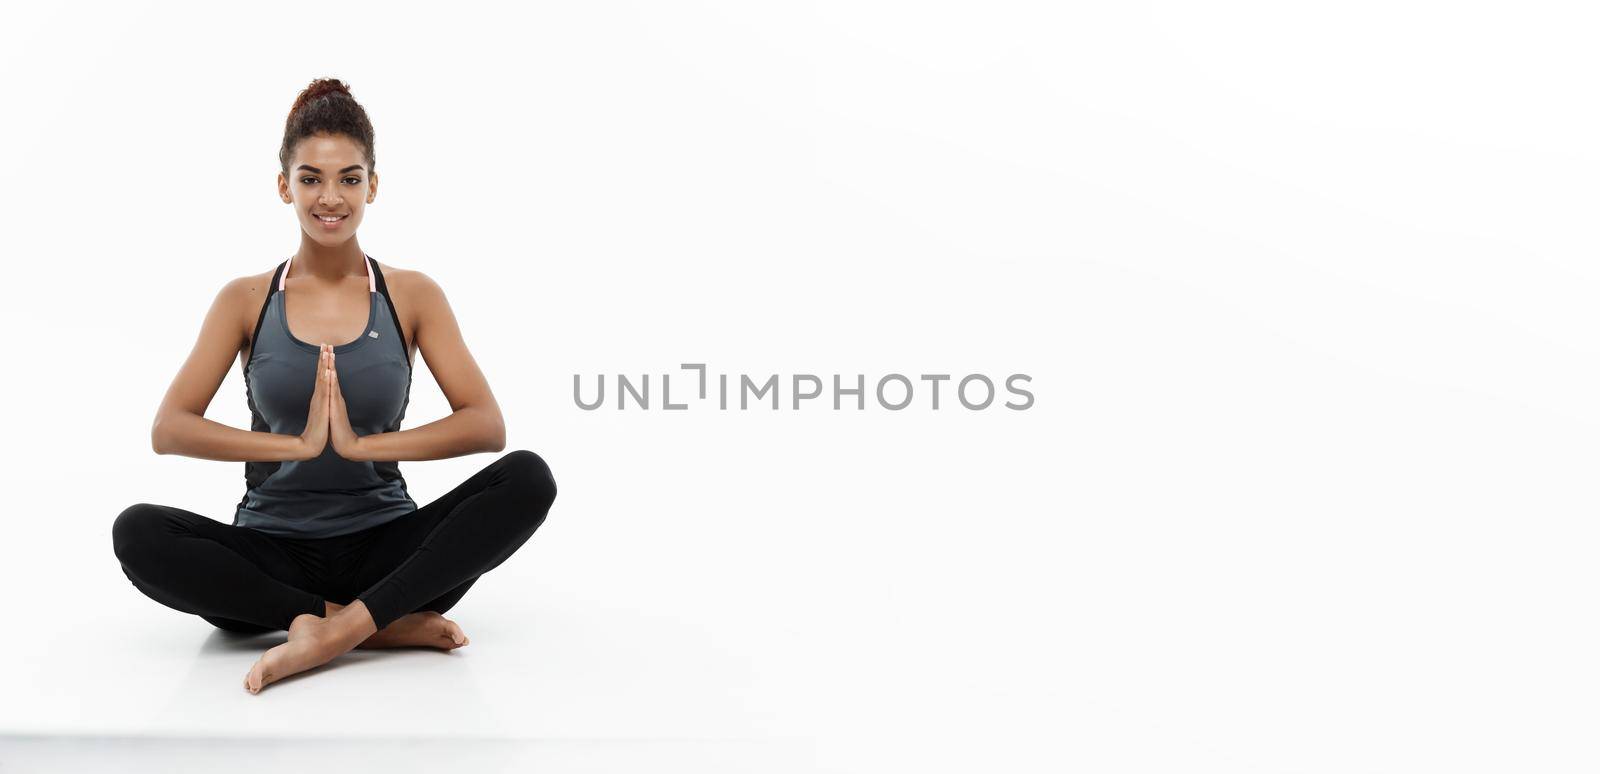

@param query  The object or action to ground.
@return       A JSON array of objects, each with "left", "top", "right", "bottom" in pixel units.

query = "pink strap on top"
[{"left": 279, "top": 254, "right": 377, "bottom": 293}]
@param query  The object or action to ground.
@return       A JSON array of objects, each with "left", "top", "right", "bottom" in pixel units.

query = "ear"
[
  {"left": 367, "top": 171, "right": 379, "bottom": 203},
  {"left": 277, "top": 172, "right": 292, "bottom": 204}
]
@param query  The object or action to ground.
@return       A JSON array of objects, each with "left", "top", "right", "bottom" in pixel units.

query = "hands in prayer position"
[{"left": 295, "top": 343, "right": 365, "bottom": 462}]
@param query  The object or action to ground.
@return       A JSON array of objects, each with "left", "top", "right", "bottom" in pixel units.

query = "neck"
[{"left": 292, "top": 237, "right": 366, "bottom": 283}]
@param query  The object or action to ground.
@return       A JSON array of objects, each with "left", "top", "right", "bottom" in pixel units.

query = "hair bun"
[
  {"left": 279, "top": 77, "right": 376, "bottom": 176},
  {"left": 290, "top": 78, "right": 353, "bottom": 116}
]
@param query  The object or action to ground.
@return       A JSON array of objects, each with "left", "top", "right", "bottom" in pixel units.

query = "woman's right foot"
[{"left": 244, "top": 612, "right": 361, "bottom": 694}]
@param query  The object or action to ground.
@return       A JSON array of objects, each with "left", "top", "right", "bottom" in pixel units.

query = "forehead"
[{"left": 291, "top": 133, "right": 367, "bottom": 167}]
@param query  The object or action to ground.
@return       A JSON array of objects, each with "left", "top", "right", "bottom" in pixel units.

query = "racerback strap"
[
  {"left": 246, "top": 254, "right": 398, "bottom": 371},
  {"left": 246, "top": 259, "right": 291, "bottom": 371},
  {"left": 367, "top": 256, "right": 411, "bottom": 366},
  {"left": 280, "top": 253, "right": 377, "bottom": 293}
]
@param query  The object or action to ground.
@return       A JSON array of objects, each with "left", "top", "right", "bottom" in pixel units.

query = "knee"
[
  {"left": 502, "top": 449, "right": 557, "bottom": 509},
  {"left": 112, "top": 503, "right": 163, "bottom": 564}
]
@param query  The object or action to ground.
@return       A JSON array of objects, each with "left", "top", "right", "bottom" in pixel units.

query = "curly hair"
[{"left": 278, "top": 78, "right": 376, "bottom": 176}]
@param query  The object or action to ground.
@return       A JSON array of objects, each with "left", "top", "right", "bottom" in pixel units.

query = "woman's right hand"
[{"left": 297, "top": 344, "right": 334, "bottom": 460}]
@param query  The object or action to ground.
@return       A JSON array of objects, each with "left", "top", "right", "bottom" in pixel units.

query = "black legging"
[{"left": 111, "top": 450, "right": 557, "bottom": 633}]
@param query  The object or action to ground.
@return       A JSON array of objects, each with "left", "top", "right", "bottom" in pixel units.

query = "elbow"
[
  {"left": 485, "top": 414, "right": 507, "bottom": 453},
  {"left": 151, "top": 409, "right": 189, "bottom": 455},
  {"left": 150, "top": 415, "right": 169, "bottom": 455}
]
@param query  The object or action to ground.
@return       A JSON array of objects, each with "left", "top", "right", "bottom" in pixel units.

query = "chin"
[{"left": 305, "top": 226, "right": 356, "bottom": 245}]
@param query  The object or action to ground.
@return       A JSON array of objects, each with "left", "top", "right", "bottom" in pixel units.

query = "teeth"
[{"left": 317, "top": 215, "right": 345, "bottom": 222}]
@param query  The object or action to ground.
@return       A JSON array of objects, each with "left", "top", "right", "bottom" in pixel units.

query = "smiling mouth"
[{"left": 315, "top": 213, "right": 348, "bottom": 223}]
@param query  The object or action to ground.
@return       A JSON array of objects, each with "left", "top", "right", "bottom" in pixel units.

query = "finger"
[{"left": 314, "top": 345, "right": 328, "bottom": 390}]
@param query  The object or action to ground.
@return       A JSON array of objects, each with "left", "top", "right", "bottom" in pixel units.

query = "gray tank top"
[{"left": 233, "top": 254, "right": 417, "bottom": 538}]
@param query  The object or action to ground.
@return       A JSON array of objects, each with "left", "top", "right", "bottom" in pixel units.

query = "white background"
[{"left": 1, "top": 1, "right": 1596, "bottom": 772}]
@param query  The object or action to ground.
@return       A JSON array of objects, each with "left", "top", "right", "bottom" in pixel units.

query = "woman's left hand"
[{"left": 328, "top": 350, "right": 367, "bottom": 462}]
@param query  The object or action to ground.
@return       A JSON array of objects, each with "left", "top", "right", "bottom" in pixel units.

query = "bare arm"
[
  {"left": 331, "top": 271, "right": 506, "bottom": 462},
  {"left": 150, "top": 277, "right": 324, "bottom": 462}
]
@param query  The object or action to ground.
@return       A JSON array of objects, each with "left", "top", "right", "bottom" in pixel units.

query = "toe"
[{"left": 246, "top": 658, "right": 271, "bottom": 693}]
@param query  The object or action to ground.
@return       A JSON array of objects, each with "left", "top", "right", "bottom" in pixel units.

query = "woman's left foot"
[
  {"left": 358, "top": 611, "right": 470, "bottom": 650},
  {"left": 288, "top": 603, "right": 467, "bottom": 650}
]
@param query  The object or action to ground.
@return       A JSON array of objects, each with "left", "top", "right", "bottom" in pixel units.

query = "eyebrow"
[{"left": 296, "top": 164, "right": 366, "bottom": 174}]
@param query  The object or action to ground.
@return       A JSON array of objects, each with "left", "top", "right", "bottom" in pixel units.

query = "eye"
[
  {"left": 299, "top": 176, "right": 318, "bottom": 185},
  {"left": 343, "top": 177, "right": 362, "bottom": 185}
]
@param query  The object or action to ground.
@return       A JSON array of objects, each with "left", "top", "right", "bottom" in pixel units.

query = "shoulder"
[
  {"left": 228, "top": 265, "right": 281, "bottom": 342},
  {"left": 374, "top": 260, "right": 448, "bottom": 309},
  {"left": 229, "top": 267, "right": 279, "bottom": 304},
  {"left": 373, "top": 261, "right": 454, "bottom": 346}
]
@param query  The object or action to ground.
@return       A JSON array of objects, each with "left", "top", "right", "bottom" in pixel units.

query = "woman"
[{"left": 110, "top": 78, "right": 558, "bottom": 694}]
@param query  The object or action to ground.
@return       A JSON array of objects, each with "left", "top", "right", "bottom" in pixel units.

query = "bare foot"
[
  {"left": 357, "top": 611, "right": 470, "bottom": 650},
  {"left": 243, "top": 601, "right": 376, "bottom": 694},
  {"left": 313, "top": 601, "right": 469, "bottom": 650}
]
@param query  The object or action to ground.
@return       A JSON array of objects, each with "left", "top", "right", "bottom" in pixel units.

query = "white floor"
[
  {"left": 0, "top": 736, "right": 810, "bottom": 773},
  {"left": 0, "top": 447, "right": 1076, "bottom": 774},
  {"left": 0, "top": 590, "right": 818, "bottom": 773}
]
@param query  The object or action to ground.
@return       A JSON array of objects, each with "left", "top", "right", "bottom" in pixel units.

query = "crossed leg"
[
  {"left": 243, "top": 450, "right": 557, "bottom": 692},
  {"left": 112, "top": 503, "right": 327, "bottom": 631},
  {"left": 113, "top": 450, "right": 557, "bottom": 693},
  {"left": 112, "top": 503, "right": 477, "bottom": 649}
]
